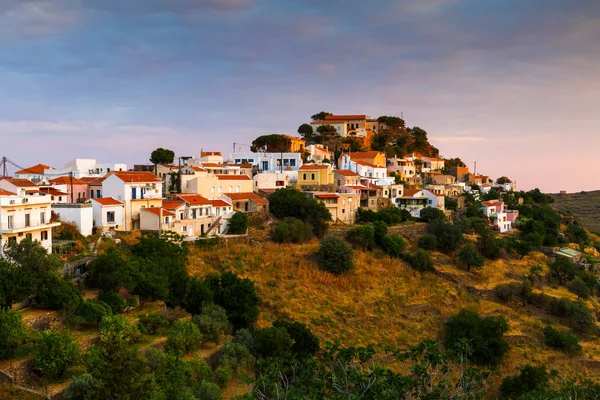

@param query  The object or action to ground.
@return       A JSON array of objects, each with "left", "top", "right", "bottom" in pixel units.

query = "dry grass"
[{"left": 189, "top": 234, "right": 600, "bottom": 389}]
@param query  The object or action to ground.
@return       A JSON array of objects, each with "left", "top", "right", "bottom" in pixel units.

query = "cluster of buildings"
[{"left": 0, "top": 114, "right": 519, "bottom": 255}]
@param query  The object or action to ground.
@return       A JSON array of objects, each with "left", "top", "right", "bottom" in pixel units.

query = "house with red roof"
[
  {"left": 307, "top": 191, "right": 360, "bottom": 223},
  {"left": 0, "top": 177, "right": 39, "bottom": 196},
  {"left": 48, "top": 175, "right": 88, "bottom": 203},
  {"left": 397, "top": 189, "right": 445, "bottom": 218},
  {"left": 14, "top": 163, "right": 54, "bottom": 183},
  {"left": 89, "top": 197, "right": 125, "bottom": 231},
  {"left": 101, "top": 171, "right": 163, "bottom": 230},
  {"left": 338, "top": 153, "right": 392, "bottom": 186},
  {"left": 222, "top": 192, "right": 268, "bottom": 213},
  {"left": 480, "top": 200, "right": 518, "bottom": 233}
]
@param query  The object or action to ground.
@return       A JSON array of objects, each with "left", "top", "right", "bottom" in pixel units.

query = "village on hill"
[{"left": 1, "top": 113, "right": 518, "bottom": 252}]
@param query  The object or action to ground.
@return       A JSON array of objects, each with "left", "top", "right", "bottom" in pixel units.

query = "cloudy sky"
[{"left": 1, "top": 0, "right": 599, "bottom": 192}]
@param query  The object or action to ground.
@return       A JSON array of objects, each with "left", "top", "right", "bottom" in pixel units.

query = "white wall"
[
  {"left": 52, "top": 204, "right": 94, "bottom": 236},
  {"left": 91, "top": 201, "right": 125, "bottom": 230}
]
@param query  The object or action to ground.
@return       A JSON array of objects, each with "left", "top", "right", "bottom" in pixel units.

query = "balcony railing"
[{"left": 1, "top": 220, "right": 58, "bottom": 231}]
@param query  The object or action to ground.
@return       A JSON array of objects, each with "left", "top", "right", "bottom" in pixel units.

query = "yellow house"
[
  {"left": 339, "top": 151, "right": 386, "bottom": 168},
  {"left": 284, "top": 135, "right": 306, "bottom": 153},
  {"left": 298, "top": 164, "right": 334, "bottom": 187}
]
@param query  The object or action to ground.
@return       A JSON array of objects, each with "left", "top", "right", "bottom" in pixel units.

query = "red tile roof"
[
  {"left": 225, "top": 163, "right": 253, "bottom": 168},
  {"left": 39, "top": 187, "right": 68, "bottom": 196},
  {"left": 299, "top": 164, "right": 330, "bottom": 170},
  {"left": 0, "top": 177, "right": 37, "bottom": 187},
  {"left": 334, "top": 169, "right": 360, "bottom": 177},
  {"left": 345, "top": 185, "right": 366, "bottom": 190},
  {"left": 0, "top": 189, "right": 16, "bottom": 196},
  {"left": 351, "top": 151, "right": 384, "bottom": 158},
  {"left": 362, "top": 182, "right": 382, "bottom": 190},
  {"left": 216, "top": 175, "right": 251, "bottom": 181},
  {"left": 201, "top": 151, "right": 222, "bottom": 157},
  {"left": 200, "top": 163, "right": 225, "bottom": 168},
  {"left": 403, "top": 189, "right": 422, "bottom": 197},
  {"left": 283, "top": 134, "right": 305, "bottom": 141},
  {"left": 162, "top": 200, "right": 185, "bottom": 210},
  {"left": 189, "top": 166, "right": 206, "bottom": 172},
  {"left": 315, "top": 193, "right": 339, "bottom": 199},
  {"left": 226, "top": 192, "right": 269, "bottom": 204},
  {"left": 177, "top": 194, "right": 212, "bottom": 205},
  {"left": 210, "top": 199, "right": 231, "bottom": 207},
  {"left": 325, "top": 114, "right": 366, "bottom": 120},
  {"left": 355, "top": 160, "right": 382, "bottom": 168},
  {"left": 91, "top": 197, "right": 123, "bottom": 206},
  {"left": 49, "top": 176, "right": 87, "bottom": 185},
  {"left": 311, "top": 120, "right": 345, "bottom": 124},
  {"left": 15, "top": 163, "right": 53, "bottom": 175},
  {"left": 482, "top": 200, "right": 503, "bottom": 207},
  {"left": 80, "top": 176, "right": 106, "bottom": 185},
  {"left": 110, "top": 171, "right": 161, "bottom": 183},
  {"left": 143, "top": 207, "right": 175, "bottom": 217}
]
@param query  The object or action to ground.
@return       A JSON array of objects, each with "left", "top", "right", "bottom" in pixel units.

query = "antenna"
[{"left": 474, "top": 161, "right": 477, "bottom": 175}]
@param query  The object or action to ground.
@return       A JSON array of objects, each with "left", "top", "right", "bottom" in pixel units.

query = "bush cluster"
[
  {"left": 317, "top": 237, "right": 354, "bottom": 275},
  {"left": 543, "top": 326, "right": 581, "bottom": 354},
  {"left": 271, "top": 217, "right": 314, "bottom": 243},
  {"left": 357, "top": 207, "right": 410, "bottom": 225},
  {"left": 345, "top": 225, "right": 376, "bottom": 251}
]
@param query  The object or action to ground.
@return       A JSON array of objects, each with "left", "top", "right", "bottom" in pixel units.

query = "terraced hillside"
[{"left": 551, "top": 190, "right": 600, "bottom": 234}]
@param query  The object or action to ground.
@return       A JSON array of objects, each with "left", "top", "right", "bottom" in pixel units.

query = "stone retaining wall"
[{"left": 326, "top": 222, "right": 427, "bottom": 241}]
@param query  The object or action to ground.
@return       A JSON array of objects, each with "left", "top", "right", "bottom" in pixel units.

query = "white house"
[
  {"left": 0, "top": 190, "right": 60, "bottom": 255},
  {"left": 0, "top": 178, "right": 39, "bottom": 196},
  {"left": 63, "top": 159, "right": 127, "bottom": 178},
  {"left": 481, "top": 200, "right": 517, "bottom": 233},
  {"left": 338, "top": 154, "right": 392, "bottom": 186},
  {"left": 52, "top": 203, "right": 94, "bottom": 236},
  {"left": 305, "top": 145, "right": 332, "bottom": 163},
  {"left": 229, "top": 152, "right": 302, "bottom": 173},
  {"left": 89, "top": 197, "right": 125, "bottom": 232},
  {"left": 396, "top": 189, "right": 444, "bottom": 218},
  {"left": 388, "top": 157, "right": 416, "bottom": 180},
  {"left": 420, "top": 157, "right": 445, "bottom": 173},
  {"left": 253, "top": 171, "right": 296, "bottom": 191},
  {"left": 101, "top": 171, "right": 163, "bottom": 231}
]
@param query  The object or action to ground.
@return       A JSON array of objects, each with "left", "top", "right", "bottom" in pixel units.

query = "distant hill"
[{"left": 551, "top": 190, "right": 600, "bottom": 234}]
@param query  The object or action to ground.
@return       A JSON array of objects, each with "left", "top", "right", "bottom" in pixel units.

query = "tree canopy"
[
  {"left": 252, "top": 134, "right": 291, "bottom": 152},
  {"left": 150, "top": 148, "right": 175, "bottom": 165},
  {"left": 311, "top": 111, "right": 332, "bottom": 121}
]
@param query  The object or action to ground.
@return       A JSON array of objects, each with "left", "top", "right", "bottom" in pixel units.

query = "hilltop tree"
[
  {"left": 297, "top": 124, "right": 314, "bottom": 141},
  {"left": 311, "top": 111, "right": 332, "bottom": 121},
  {"left": 269, "top": 188, "right": 332, "bottom": 237},
  {"left": 316, "top": 124, "right": 338, "bottom": 142},
  {"left": 252, "top": 134, "right": 290, "bottom": 152},
  {"left": 457, "top": 245, "right": 485, "bottom": 271},
  {"left": 150, "top": 148, "right": 175, "bottom": 173},
  {"left": 377, "top": 115, "right": 405, "bottom": 128},
  {"left": 496, "top": 176, "right": 512, "bottom": 184},
  {"left": 444, "top": 157, "right": 467, "bottom": 170}
]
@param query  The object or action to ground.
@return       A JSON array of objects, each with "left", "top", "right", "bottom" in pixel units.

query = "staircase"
[{"left": 204, "top": 216, "right": 223, "bottom": 236}]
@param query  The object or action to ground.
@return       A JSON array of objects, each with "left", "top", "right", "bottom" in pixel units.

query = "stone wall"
[
  {"left": 300, "top": 184, "right": 335, "bottom": 193},
  {"left": 326, "top": 222, "right": 427, "bottom": 241}
]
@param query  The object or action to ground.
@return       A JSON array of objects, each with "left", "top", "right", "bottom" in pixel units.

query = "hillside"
[
  {"left": 188, "top": 228, "right": 600, "bottom": 395},
  {"left": 551, "top": 190, "right": 600, "bottom": 234}
]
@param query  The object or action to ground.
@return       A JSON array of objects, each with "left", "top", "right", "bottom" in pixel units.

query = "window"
[
  {"left": 275, "top": 180, "right": 284, "bottom": 187},
  {"left": 192, "top": 209, "right": 197, "bottom": 219},
  {"left": 311, "top": 173, "right": 315, "bottom": 180},
  {"left": 7, "top": 215, "right": 14, "bottom": 229},
  {"left": 41, "top": 231, "right": 48, "bottom": 241},
  {"left": 229, "top": 186, "right": 233, "bottom": 192},
  {"left": 211, "top": 187, "right": 215, "bottom": 193},
  {"left": 289, "top": 159, "right": 296, "bottom": 167},
  {"left": 342, "top": 208, "right": 345, "bottom": 213},
  {"left": 40, "top": 212, "right": 45, "bottom": 224},
  {"left": 107, "top": 211, "right": 115, "bottom": 223},
  {"left": 236, "top": 186, "right": 240, "bottom": 192},
  {"left": 218, "top": 187, "right": 222, "bottom": 193},
  {"left": 338, "top": 180, "right": 341, "bottom": 186},
  {"left": 96, "top": 190, "right": 101, "bottom": 198},
  {"left": 303, "top": 173, "right": 307, "bottom": 180},
  {"left": 182, "top": 226, "right": 187, "bottom": 232},
  {"left": 90, "top": 190, "right": 94, "bottom": 198},
  {"left": 349, "top": 198, "right": 352, "bottom": 203},
  {"left": 131, "top": 188, "right": 137, "bottom": 200},
  {"left": 25, "top": 214, "right": 30, "bottom": 227},
  {"left": 180, "top": 212, "right": 184, "bottom": 220}
]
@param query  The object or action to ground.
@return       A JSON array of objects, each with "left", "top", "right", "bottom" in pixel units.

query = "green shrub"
[
  {"left": 32, "top": 330, "right": 80, "bottom": 377},
  {"left": 548, "top": 257, "right": 578, "bottom": 284},
  {"left": 214, "top": 364, "right": 233, "bottom": 388},
  {"left": 457, "top": 244, "right": 485, "bottom": 271},
  {"left": 405, "top": 249, "right": 435, "bottom": 272},
  {"left": 98, "top": 291, "right": 126, "bottom": 314},
  {"left": 165, "top": 320, "right": 203, "bottom": 355},
  {"left": 183, "top": 277, "right": 214, "bottom": 315},
  {"left": 193, "top": 303, "right": 231, "bottom": 345},
  {"left": 444, "top": 309, "right": 509, "bottom": 365},
  {"left": 477, "top": 230, "right": 501, "bottom": 259},
  {"left": 268, "top": 188, "right": 332, "bottom": 237},
  {"left": 273, "top": 320, "right": 320, "bottom": 359},
  {"left": 377, "top": 207, "right": 405, "bottom": 225},
  {"left": 218, "top": 341, "right": 255, "bottom": 372},
  {"left": 99, "top": 315, "right": 141, "bottom": 346},
  {"left": 75, "top": 300, "right": 112, "bottom": 325},
  {"left": 427, "top": 221, "right": 463, "bottom": 252},
  {"left": 138, "top": 312, "right": 170, "bottom": 335},
  {"left": 195, "top": 381, "right": 221, "bottom": 400},
  {"left": 317, "top": 237, "right": 354, "bottom": 275},
  {"left": 495, "top": 282, "right": 532, "bottom": 304},
  {"left": 0, "top": 309, "right": 26, "bottom": 360},
  {"left": 36, "top": 276, "right": 82, "bottom": 311},
  {"left": 254, "top": 326, "right": 293, "bottom": 359},
  {"left": 271, "top": 217, "right": 314, "bottom": 243},
  {"left": 568, "top": 278, "right": 590, "bottom": 299},
  {"left": 417, "top": 234, "right": 438, "bottom": 251},
  {"left": 543, "top": 326, "right": 581, "bottom": 354},
  {"left": 381, "top": 235, "right": 405, "bottom": 258},
  {"left": 500, "top": 364, "right": 549, "bottom": 398},
  {"left": 227, "top": 212, "right": 248, "bottom": 235},
  {"left": 420, "top": 207, "right": 446, "bottom": 222},
  {"left": 345, "top": 225, "right": 376, "bottom": 251},
  {"left": 62, "top": 373, "right": 101, "bottom": 400},
  {"left": 373, "top": 221, "right": 388, "bottom": 246},
  {"left": 205, "top": 271, "right": 260, "bottom": 331}
]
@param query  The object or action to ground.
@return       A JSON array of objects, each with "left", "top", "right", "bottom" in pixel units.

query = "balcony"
[{"left": 1, "top": 221, "right": 61, "bottom": 234}]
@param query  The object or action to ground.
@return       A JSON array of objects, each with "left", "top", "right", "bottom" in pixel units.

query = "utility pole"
[{"left": 69, "top": 171, "right": 74, "bottom": 203}]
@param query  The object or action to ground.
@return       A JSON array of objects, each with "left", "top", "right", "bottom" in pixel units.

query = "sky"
[{"left": 1, "top": 0, "right": 599, "bottom": 193}]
